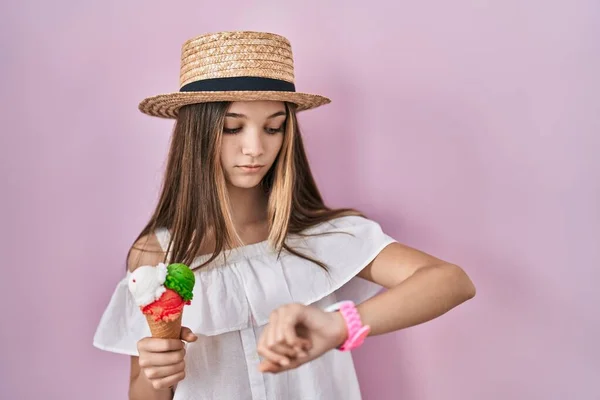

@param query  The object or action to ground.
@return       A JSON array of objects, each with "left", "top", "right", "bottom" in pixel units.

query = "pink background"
[{"left": 2, "top": 1, "right": 599, "bottom": 399}]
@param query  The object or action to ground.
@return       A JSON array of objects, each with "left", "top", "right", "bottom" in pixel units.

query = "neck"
[{"left": 226, "top": 183, "right": 269, "bottom": 227}]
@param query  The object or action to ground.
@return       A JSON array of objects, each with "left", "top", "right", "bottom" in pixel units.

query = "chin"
[{"left": 228, "top": 177, "right": 263, "bottom": 189}]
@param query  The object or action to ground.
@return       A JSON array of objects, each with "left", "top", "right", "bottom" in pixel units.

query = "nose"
[{"left": 241, "top": 130, "right": 264, "bottom": 157}]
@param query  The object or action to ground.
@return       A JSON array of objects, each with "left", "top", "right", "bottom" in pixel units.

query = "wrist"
[
  {"left": 130, "top": 371, "right": 173, "bottom": 400},
  {"left": 324, "top": 300, "right": 371, "bottom": 351},
  {"left": 332, "top": 311, "right": 348, "bottom": 348}
]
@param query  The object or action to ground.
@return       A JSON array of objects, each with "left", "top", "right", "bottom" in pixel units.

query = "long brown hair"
[{"left": 131, "top": 101, "right": 362, "bottom": 270}]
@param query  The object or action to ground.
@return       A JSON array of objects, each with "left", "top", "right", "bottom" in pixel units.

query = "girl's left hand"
[{"left": 257, "top": 303, "right": 347, "bottom": 374}]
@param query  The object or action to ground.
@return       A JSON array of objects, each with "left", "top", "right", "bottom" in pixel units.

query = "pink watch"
[{"left": 324, "top": 300, "right": 371, "bottom": 351}]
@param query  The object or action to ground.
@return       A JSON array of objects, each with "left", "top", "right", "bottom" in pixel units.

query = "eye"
[
  {"left": 265, "top": 126, "right": 284, "bottom": 135},
  {"left": 223, "top": 127, "right": 242, "bottom": 134}
]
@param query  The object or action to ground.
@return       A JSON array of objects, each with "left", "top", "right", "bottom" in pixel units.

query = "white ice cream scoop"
[{"left": 128, "top": 262, "right": 168, "bottom": 307}]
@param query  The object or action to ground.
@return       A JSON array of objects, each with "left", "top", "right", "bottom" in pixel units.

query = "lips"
[{"left": 237, "top": 165, "right": 264, "bottom": 172}]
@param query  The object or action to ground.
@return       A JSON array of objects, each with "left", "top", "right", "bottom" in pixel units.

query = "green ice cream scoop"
[{"left": 164, "top": 263, "right": 195, "bottom": 302}]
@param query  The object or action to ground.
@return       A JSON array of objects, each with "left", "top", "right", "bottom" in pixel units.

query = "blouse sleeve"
[
  {"left": 332, "top": 216, "right": 397, "bottom": 303},
  {"left": 92, "top": 273, "right": 150, "bottom": 356},
  {"left": 286, "top": 215, "right": 397, "bottom": 306}
]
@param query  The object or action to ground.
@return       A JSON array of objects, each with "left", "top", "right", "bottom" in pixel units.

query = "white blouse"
[{"left": 93, "top": 216, "right": 396, "bottom": 400}]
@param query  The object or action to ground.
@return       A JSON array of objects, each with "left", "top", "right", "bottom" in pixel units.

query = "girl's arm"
[
  {"left": 257, "top": 242, "right": 476, "bottom": 373},
  {"left": 355, "top": 241, "right": 476, "bottom": 335}
]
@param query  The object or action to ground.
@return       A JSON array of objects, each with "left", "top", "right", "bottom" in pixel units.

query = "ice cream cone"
[
  {"left": 145, "top": 313, "right": 182, "bottom": 339},
  {"left": 129, "top": 262, "right": 195, "bottom": 339}
]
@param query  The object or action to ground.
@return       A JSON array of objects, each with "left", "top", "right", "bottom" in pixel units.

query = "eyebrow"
[{"left": 225, "top": 111, "right": 286, "bottom": 119}]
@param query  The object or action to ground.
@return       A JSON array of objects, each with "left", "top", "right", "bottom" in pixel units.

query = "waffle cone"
[{"left": 145, "top": 313, "right": 183, "bottom": 339}]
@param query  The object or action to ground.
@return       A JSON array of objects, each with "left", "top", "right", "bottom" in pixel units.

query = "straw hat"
[{"left": 138, "top": 31, "right": 331, "bottom": 118}]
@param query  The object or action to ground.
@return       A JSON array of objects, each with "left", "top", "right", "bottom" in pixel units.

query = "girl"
[{"left": 93, "top": 31, "right": 476, "bottom": 400}]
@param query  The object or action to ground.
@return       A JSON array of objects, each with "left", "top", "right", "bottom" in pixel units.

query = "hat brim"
[{"left": 138, "top": 91, "right": 331, "bottom": 118}]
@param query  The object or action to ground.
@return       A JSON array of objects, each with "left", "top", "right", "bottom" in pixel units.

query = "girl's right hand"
[{"left": 136, "top": 327, "right": 198, "bottom": 390}]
